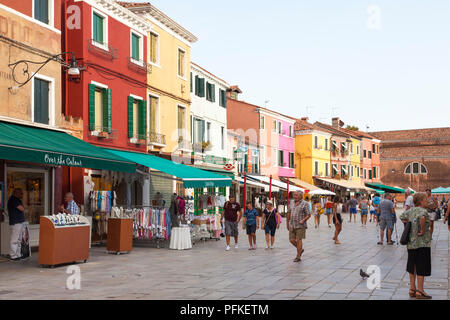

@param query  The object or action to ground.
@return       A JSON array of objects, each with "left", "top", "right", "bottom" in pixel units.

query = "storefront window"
[{"left": 6, "top": 168, "right": 48, "bottom": 225}]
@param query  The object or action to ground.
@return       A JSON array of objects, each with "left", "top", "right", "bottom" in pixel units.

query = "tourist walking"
[
  {"left": 243, "top": 201, "right": 259, "bottom": 250},
  {"left": 400, "top": 193, "right": 433, "bottom": 299},
  {"left": 332, "top": 197, "right": 343, "bottom": 244},
  {"left": 221, "top": 196, "right": 242, "bottom": 251},
  {"left": 444, "top": 203, "right": 450, "bottom": 231},
  {"left": 261, "top": 201, "right": 280, "bottom": 249},
  {"left": 378, "top": 194, "right": 395, "bottom": 245},
  {"left": 348, "top": 195, "right": 358, "bottom": 222},
  {"left": 312, "top": 199, "right": 321, "bottom": 228},
  {"left": 359, "top": 196, "right": 369, "bottom": 226},
  {"left": 325, "top": 197, "right": 334, "bottom": 228},
  {"left": 286, "top": 191, "right": 311, "bottom": 262},
  {"left": 404, "top": 190, "right": 414, "bottom": 211},
  {"left": 425, "top": 189, "right": 438, "bottom": 240},
  {"left": 373, "top": 193, "right": 382, "bottom": 225},
  {"left": 369, "top": 199, "right": 376, "bottom": 223},
  {"left": 7, "top": 189, "right": 26, "bottom": 261}
]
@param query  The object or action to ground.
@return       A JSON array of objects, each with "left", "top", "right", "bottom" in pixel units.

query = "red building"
[{"left": 62, "top": 0, "right": 151, "bottom": 205}]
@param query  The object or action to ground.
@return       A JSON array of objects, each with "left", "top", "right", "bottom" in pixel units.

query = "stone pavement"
[{"left": 0, "top": 211, "right": 448, "bottom": 300}]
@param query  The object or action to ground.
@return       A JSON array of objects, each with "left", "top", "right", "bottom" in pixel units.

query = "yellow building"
[
  {"left": 345, "top": 135, "right": 362, "bottom": 184},
  {"left": 294, "top": 119, "right": 332, "bottom": 184},
  {"left": 121, "top": 3, "right": 198, "bottom": 155}
]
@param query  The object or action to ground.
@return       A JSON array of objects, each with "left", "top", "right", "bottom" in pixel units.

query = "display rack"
[
  {"left": 107, "top": 218, "right": 133, "bottom": 255},
  {"left": 38, "top": 216, "right": 90, "bottom": 267}
]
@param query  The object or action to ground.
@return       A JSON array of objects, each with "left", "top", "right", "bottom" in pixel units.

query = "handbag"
[{"left": 400, "top": 221, "right": 412, "bottom": 246}]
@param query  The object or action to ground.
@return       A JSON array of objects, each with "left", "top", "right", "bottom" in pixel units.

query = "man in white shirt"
[{"left": 404, "top": 190, "right": 414, "bottom": 211}]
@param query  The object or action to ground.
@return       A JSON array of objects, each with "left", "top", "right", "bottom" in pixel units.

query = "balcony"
[
  {"left": 87, "top": 125, "right": 117, "bottom": 141},
  {"left": 148, "top": 132, "right": 166, "bottom": 146},
  {"left": 127, "top": 57, "right": 152, "bottom": 75},
  {"left": 87, "top": 39, "right": 118, "bottom": 60}
]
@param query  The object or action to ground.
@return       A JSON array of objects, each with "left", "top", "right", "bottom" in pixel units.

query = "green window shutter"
[
  {"left": 195, "top": 75, "right": 199, "bottom": 96},
  {"left": 128, "top": 96, "right": 134, "bottom": 138},
  {"left": 88, "top": 84, "right": 96, "bottom": 131},
  {"left": 223, "top": 90, "right": 227, "bottom": 108},
  {"left": 211, "top": 84, "right": 216, "bottom": 103},
  {"left": 206, "top": 82, "right": 211, "bottom": 101},
  {"left": 93, "top": 13, "right": 104, "bottom": 44},
  {"left": 34, "top": 78, "right": 49, "bottom": 125},
  {"left": 102, "top": 88, "right": 112, "bottom": 133},
  {"left": 139, "top": 100, "right": 147, "bottom": 138},
  {"left": 199, "top": 78, "right": 205, "bottom": 97},
  {"left": 131, "top": 33, "right": 140, "bottom": 60},
  {"left": 35, "top": 0, "right": 49, "bottom": 24},
  {"left": 190, "top": 72, "right": 193, "bottom": 92}
]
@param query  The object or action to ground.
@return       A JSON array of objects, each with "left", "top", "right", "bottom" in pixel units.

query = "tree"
[{"left": 346, "top": 125, "right": 359, "bottom": 131}]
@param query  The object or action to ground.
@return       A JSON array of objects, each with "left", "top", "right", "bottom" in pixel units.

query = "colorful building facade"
[{"left": 294, "top": 119, "right": 332, "bottom": 184}]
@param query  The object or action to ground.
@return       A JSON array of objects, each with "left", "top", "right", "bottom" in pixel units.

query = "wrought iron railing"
[
  {"left": 127, "top": 56, "right": 152, "bottom": 74},
  {"left": 87, "top": 39, "right": 118, "bottom": 60},
  {"left": 148, "top": 132, "right": 166, "bottom": 145}
]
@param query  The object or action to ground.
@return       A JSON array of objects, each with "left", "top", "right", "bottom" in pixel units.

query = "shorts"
[
  {"left": 380, "top": 218, "right": 394, "bottom": 231},
  {"left": 264, "top": 224, "right": 277, "bottom": 237},
  {"left": 246, "top": 224, "right": 257, "bottom": 235},
  {"left": 370, "top": 210, "right": 375, "bottom": 215},
  {"left": 289, "top": 228, "right": 306, "bottom": 240},
  {"left": 350, "top": 207, "right": 357, "bottom": 214},
  {"left": 360, "top": 209, "right": 368, "bottom": 216},
  {"left": 427, "top": 211, "right": 436, "bottom": 221},
  {"left": 407, "top": 247, "right": 431, "bottom": 277},
  {"left": 225, "top": 221, "right": 239, "bottom": 237},
  {"left": 326, "top": 208, "right": 333, "bottom": 215},
  {"left": 333, "top": 214, "right": 342, "bottom": 225}
]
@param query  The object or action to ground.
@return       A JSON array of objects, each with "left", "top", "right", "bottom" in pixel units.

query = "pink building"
[{"left": 259, "top": 108, "right": 296, "bottom": 180}]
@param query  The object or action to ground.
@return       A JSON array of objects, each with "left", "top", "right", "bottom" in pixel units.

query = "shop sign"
[
  {"left": 223, "top": 164, "right": 235, "bottom": 171},
  {"left": 44, "top": 154, "right": 83, "bottom": 167}
]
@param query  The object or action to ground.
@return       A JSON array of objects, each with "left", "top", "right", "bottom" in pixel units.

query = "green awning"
[
  {"left": 193, "top": 165, "right": 235, "bottom": 180},
  {"left": 365, "top": 182, "right": 405, "bottom": 194},
  {"left": 369, "top": 188, "right": 385, "bottom": 195},
  {"left": 432, "top": 187, "right": 450, "bottom": 194},
  {"left": 107, "top": 149, "right": 232, "bottom": 188},
  {"left": 0, "top": 122, "right": 136, "bottom": 172}
]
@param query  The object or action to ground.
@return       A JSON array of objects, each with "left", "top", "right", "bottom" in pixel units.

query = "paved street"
[{"left": 0, "top": 210, "right": 448, "bottom": 300}]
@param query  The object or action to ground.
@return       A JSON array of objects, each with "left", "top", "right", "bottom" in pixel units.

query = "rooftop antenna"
[
  {"left": 366, "top": 125, "right": 370, "bottom": 132},
  {"left": 264, "top": 100, "right": 270, "bottom": 108}
]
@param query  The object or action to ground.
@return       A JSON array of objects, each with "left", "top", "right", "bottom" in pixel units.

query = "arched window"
[{"left": 404, "top": 162, "right": 428, "bottom": 175}]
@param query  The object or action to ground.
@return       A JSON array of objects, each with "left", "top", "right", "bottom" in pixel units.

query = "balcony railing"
[
  {"left": 127, "top": 57, "right": 152, "bottom": 75},
  {"left": 148, "top": 132, "right": 166, "bottom": 146},
  {"left": 87, "top": 39, "right": 118, "bottom": 60}
]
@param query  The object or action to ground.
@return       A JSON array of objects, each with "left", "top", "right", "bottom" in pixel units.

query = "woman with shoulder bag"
[
  {"left": 261, "top": 201, "right": 280, "bottom": 249},
  {"left": 400, "top": 193, "right": 433, "bottom": 299}
]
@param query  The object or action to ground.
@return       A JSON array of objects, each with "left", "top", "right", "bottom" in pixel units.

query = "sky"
[{"left": 126, "top": 0, "right": 450, "bottom": 132}]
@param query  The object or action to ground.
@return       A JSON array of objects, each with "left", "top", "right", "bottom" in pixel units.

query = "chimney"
[
  {"left": 301, "top": 117, "right": 309, "bottom": 122},
  {"left": 332, "top": 117, "right": 344, "bottom": 128}
]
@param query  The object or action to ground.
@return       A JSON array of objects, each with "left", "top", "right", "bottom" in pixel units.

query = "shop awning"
[
  {"left": 316, "top": 177, "right": 372, "bottom": 192},
  {"left": 365, "top": 182, "right": 405, "bottom": 194},
  {"left": 107, "top": 149, "right": 232, "bottom": 188},
  {"left": 368, "top": 188, "right": 385, "bottom": 195},
  {"left": 247, "top": 175, "right": 305, "bottom": 192},
  {"left": 237, "top": 177, "right": 278, "bottom": 192},
  {"left": 432, "top": 187, "right": 450, "bottom": 194},
  {"left": 289, "top": 178, "right": 335, "bottom": 196},
  {"left": 193, "top": 165, "right": 235, "bottom": 180},
  {"left": 0, "top": 122, "right": 136, "bottom": 172}
]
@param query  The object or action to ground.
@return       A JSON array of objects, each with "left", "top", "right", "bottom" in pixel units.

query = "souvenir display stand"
[
  {"left": 38, "top": 216, "right": 90, "bottom": 267},
  {"left": 107, "top": 218, "right": 133, "bottom": 254},
  {"left": 169, "top": 225, "right": 192, "bottom": 250}
]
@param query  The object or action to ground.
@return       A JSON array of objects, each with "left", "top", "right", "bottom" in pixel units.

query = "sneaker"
[
  {"left": 10, "top": 257, "right": 22, "bottom": 261},
  {"left": 234, "top": 244, "right": 239, "bottom": 249},
  {"left": 265, "top": 245, "right": 270, "bottom": 249},
  {"left": 226, "top": 245, "right": 231, "bottom": 251},
  {"left": 328, "top": 224, "right": 331, "bottom": 228}
]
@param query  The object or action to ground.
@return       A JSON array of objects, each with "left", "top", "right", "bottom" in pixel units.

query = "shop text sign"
[{"left": 44, "top": 154, "right": 83, "bottom": 167}]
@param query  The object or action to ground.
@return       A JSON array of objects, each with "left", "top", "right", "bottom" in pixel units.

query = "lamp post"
[{"left": 8, "top": 51, "right": 84, "bottom": 90}]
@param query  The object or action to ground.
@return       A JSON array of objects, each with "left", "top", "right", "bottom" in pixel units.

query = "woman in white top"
[{"left": 333, "top": 196, "right": 343, "bottom": 245}]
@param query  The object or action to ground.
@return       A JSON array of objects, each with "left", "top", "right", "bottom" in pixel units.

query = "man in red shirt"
[{"left": 220, "top": 196, "right": 242, "bottom": 251}]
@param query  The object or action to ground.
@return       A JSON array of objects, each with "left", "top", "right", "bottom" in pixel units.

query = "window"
[
  {"left": 178, "top": 48, "right": 186, "bottom": 78},
  {"left": 127, "top": 96, "right": 146, "bottom": 140},
  {"left": 177, "top": 106, "right": 186, "bottom": 142},
  {"left": 289, "top": 153, "right": 295, "bottom": 168},
  {"left": 369, "top": 170, "right": 372, "bottom": 180},
  {"left": 364, "top": 169, "right": 367, "bottom": 179},
  {"left": 272, "top": 148, "right": 277, "bottom": 166},
  {"left": 221, "top": 127, "right": 225, "bottom": 150},
  {"left": 373, "top": 166, "right": 377, "bottom": 179},
  {"left": 420, "top": 164, "right": 427, "bottom": 174},
  {"left": 206, "top": 82, "right": 216, "bottom": 102},
  {"left": 325, "top": 139, "right": 329, "bottom": 151},
  {"left": 149, "top": 32, "right": 159, "bottom": 64},
  {"left": 88, "top": 83, "right": 111, "bottom": 133},
  {"left": 314, "top": 136, "right": 318, "bottom": 149},
  {"left": 372, "top": 144, "right": 376, "bottom": 154},
  {"left": 314, "top": 161, "right": 319, "bottom": 176},
  {"left": 206, "top": 122, "right": 211, "bottom": 143},
  {"left": 351, "top": 165, "right": 354, "bottom": 177},
  {"left": 325, "top": 163, "right": 329, "bottom": 177},
  {"left": 195, "top": 76, "right": 205, "bottom": 97},
  {"left": 289, "top": 126, "right": 292, "bottom": 137},
  {"left": 34, "top": 0, "right": 49, "bottom": 24},
  {"left": 148, "top": 95, "right": 158, "bottom": 134},
  {"left": 260, "top": 116, "right": 265, "bottom": 130},
  {"left": 341, "top": 142, "right": 346, "bottom": 154},
  {"left": 272, "top": 120, "right": 277, "bottom": 133},
  {"left": 356, "top": 166, "right": 360, "bottom": 178},
  {"left": 368, "top": 151, "right": 372, "bottom": 159},
  {"left": 376, "top": 145, "right": 379, "bottom": 154},
  {"left": 278, "top": 150, "right": 284, "bottom": 167},
  {"left": 405, "top": 162, "right": 428, "bottom": 175},
  {"left": 278, "top": 122, "right": 282, "bottom": 134},
  {"left": 363, "top": 150, "right": 367, "bottom": 158},
  {"left": 130, "top": 32, "right": 142, "bottom": 62},
  {"left": 332, "top": 164, "right": 338, "bottom": 176},
  {"left": 356, "top": 145, "right": 360, "bottom": 155},
  {"left": 92, "top": 11, "right": 107, "bottom": 46},
  {"left": 219, "top": 89, "right": 227, "bottom": 108},
  {"left": 261, "top": 146, "right": 266, "bottom": 165},
  {"left": 33, "top": 78, "right": 50, "bottom": 125},
  {"left": 193, "top": 118, "right": 203, "bottom": 144},
  {"left": 350, "top": 143, "right": 353, "bottom": 154}
]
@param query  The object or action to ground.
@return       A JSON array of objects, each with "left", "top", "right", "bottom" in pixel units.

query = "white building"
[{"left": 190, "top": 62, "right": 229, "bottom": 167}]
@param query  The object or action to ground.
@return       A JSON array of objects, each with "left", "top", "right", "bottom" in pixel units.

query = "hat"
[{"left": 266, "top": 201, "right": 273, "bottom": 205}]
